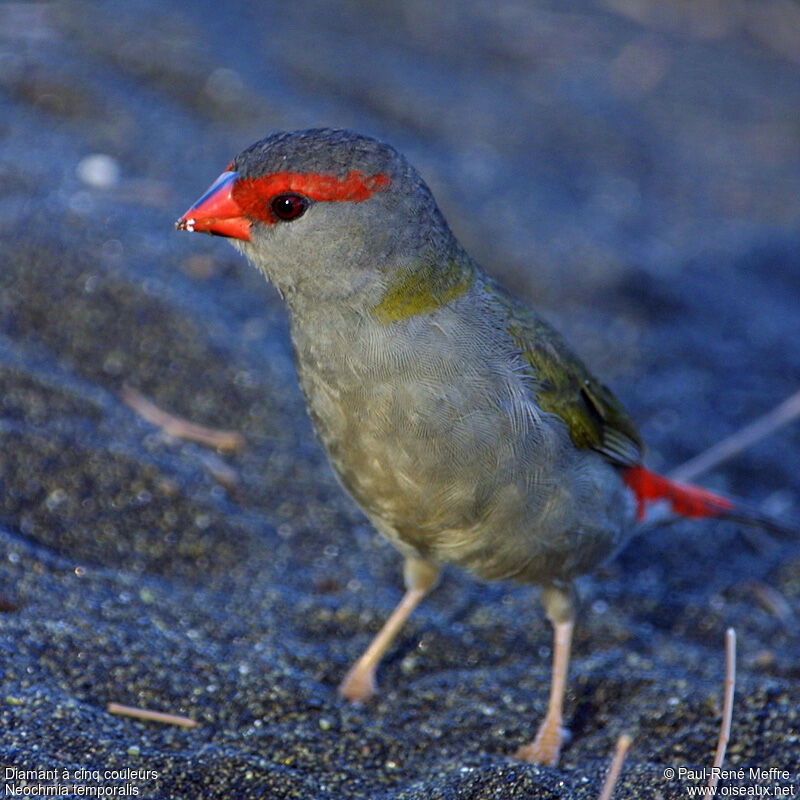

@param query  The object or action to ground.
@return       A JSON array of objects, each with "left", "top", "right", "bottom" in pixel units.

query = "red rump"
[
  {"left": 233, "top": 170, "right": 391, "bottom": 222},
  {"left": 623, "top": 465, "right": 734, "bottom": 522}
]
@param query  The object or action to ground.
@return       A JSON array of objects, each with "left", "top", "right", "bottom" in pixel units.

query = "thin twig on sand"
[
  {"left": 596, "top": 733, "right": 633, "bottom": 800},
  {"left": 708, "top": 628, "right": 736, "bottom": 791},
  {"left": 746, "top": 581, "right": 797, "bottom": 633},
  {"left": 108, "top": 702, "right": 199, "bottom": 728},
  {"left": 669, "top": 389, "right": 800, "bottom": 483},
  {"left": 121, "top": 384, "right": 245, "bottom": 453}
]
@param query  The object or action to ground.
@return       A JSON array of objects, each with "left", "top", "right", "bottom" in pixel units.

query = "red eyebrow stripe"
[{"left": 231, "top": 169, "right": 391, "bottom": 220}]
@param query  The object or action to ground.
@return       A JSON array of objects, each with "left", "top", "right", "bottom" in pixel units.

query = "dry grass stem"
[
  {"left": 198, "top": 450, "right": 240, "bottom": 489},
  {"left": 107, "top": 702, "right": 199, "bottom": 728},
  {"left": 596, "top": 733, "right": 633, "bottom": 800},
  {"left": 669, "top": 389, "right": 800, "bottom": 483},
  {"left": 121, "top": 384, "right": 245, "bottom": 453},
  {"left": 708, "top": 628, "right": 736, "bottom": 791},
  {"left": 746, "top": 581, "right": 797, "bottom": 632}
]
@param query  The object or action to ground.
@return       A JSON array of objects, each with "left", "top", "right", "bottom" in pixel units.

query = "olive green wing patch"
[
  {"left": 575, "top": 373, "right": 643, "bottom": 465},
  {"left": 494, "top": 280, "right": 643, "bottom": 467}
]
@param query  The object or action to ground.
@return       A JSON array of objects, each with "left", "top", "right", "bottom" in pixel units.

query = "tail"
[{"left": 623, "top": 465, "right": 799, "bottom": 537}]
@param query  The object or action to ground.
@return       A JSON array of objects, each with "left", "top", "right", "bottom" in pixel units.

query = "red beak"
[{"left": 175, "top": 170, "right": 252, "bottom": 241}]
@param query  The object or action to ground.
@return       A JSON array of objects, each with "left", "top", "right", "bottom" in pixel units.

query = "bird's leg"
[
  {"left": 339, "top": 556, "right": 439, "bottom": 702},
  {"left": 515, "top": 583, "right": 575, "bottom": 766}
]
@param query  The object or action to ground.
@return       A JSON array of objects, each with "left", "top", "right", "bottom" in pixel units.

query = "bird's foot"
[
  {"left": 514, "top": 715, "right": 568, "bottom": 766},
  {"left": 338, "top": 664, "right": 377, "bottom": 703}
]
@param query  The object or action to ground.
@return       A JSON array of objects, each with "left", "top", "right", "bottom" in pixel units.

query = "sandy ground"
[{"left": 1, "top": 2, "right": 799, "bottom": 797}]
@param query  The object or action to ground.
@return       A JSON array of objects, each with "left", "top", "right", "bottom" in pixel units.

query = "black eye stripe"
[{"left": 270, "top": 193, "right": 308, "bottom": 222}]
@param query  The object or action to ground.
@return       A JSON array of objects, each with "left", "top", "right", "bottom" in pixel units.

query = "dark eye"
[{"left": 270, "top": 193, "right": 308, "bottom": 222}]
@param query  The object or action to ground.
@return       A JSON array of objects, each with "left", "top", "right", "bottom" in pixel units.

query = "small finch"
[{"left": 177, "top": 129, "right": 790, "bottom": 765}]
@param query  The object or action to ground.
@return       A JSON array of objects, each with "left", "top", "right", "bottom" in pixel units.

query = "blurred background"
[{"left": 0, "top": 2, "right": 798, "bottom": 798}]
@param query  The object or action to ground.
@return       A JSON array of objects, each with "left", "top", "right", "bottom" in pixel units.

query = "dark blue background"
[{"left": 0, "top": 2, "right": 798, "bottom": 797}]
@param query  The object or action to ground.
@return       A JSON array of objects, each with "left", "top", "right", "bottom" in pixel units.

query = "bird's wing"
[{"left": 491, "top": 279, "right": 644, "bottom": 467}]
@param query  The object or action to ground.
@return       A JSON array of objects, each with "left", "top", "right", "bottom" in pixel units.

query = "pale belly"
[{"left": 294, "top": 358, "right": 635, "bottom": 585}]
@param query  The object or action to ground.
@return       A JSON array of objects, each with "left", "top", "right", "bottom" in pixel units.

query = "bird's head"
[{"left": 177, "top": 129, "right": 453, "bottom": 307}]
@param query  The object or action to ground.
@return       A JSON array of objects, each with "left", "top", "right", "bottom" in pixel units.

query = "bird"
[{"left": 175, "top": 128, "right": 787, "bottom": 766}]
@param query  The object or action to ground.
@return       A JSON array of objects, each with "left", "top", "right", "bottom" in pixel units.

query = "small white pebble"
[
  {"left": 77, "top": 154, "right": 120, "bottom": 189},
  {"left": 46, "top": 487, "right": 69, "bottom": 510}
]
